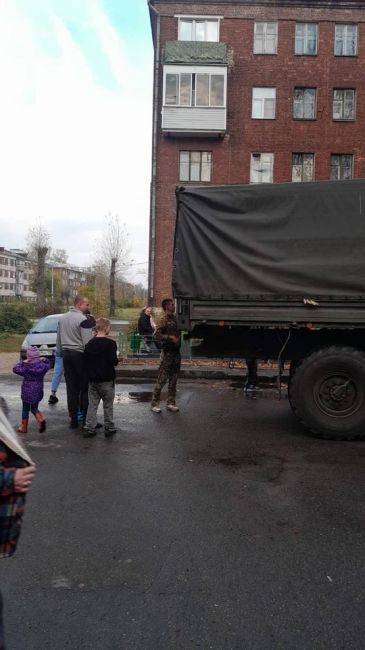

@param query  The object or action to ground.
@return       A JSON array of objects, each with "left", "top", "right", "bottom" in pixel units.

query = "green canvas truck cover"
[{"left": 173, "top": 179, "right": 365, "bottom": 300}]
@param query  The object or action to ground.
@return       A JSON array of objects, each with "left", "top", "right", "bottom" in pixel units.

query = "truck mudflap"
[{"left": 288, "top": 345, "right": 365, "bottom": 441}]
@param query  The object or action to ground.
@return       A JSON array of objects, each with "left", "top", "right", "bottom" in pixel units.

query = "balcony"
[
  {"left": 162, "top": 106, "right": 226, "bottom": 136},
  {"left": 162, "top": 58, "right": 227, "bottom": 137}
]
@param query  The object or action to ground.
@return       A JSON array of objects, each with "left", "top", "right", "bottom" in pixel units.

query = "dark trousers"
[
  {"left": 22, "top": 401, "right": 39, "bottom": 419},
  {"left": 246, "top": 358, "right": 258, "bottom": 385},
  {"left": 62, "top": 350, "right": 88, "bottom": 421},
  {"left": 0, "top": 589, "right": 5, "bottom": 650}
]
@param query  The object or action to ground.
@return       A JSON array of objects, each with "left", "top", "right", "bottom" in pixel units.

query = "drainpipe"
[{"left": 148, "top": 2, "right": 160, "bottom": 305}]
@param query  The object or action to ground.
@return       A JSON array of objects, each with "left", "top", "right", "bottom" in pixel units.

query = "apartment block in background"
[{"left": 0, "top": 248, "right": 35, "bottom": 302}]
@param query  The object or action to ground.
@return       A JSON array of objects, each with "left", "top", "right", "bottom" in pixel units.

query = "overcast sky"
[{"left": 0, "top": 0, "right": 153, "bottom": 285}]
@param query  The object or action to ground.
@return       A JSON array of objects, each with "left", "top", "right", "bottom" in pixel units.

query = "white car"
[{"left": 20, "top": 314, "right": 62, "bottom": 364}]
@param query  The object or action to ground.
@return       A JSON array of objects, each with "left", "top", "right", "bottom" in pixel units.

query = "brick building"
[{"left": 148, "top": 0, "right": 365, "bottom": 304}]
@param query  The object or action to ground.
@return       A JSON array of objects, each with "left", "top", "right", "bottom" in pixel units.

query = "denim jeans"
[
  {"left": 51, "top": 353, "right": 64, "bottom": 393},
  {"left": 22, "top": 401, "right": 39, "bottom": 418}
]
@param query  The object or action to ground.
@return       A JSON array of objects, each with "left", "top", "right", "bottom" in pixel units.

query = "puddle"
[
  {"left": 114, "top": 392, "right": 153, "bottom": 403},
  {"left": 114, "top": 393, "right": 131, "bottom": 404},
  {"left": 128, "top": 391, "right": 153, "bottom": 402},
  {"left": 214, "top": 455, "right": 259, "bottom": 467},
  {"left": 211, "top": 453, "right": 286, "bottom": 482},
  {"left": 230, "top": 383, "right": 287, "bottom": 400},
  {"left": 27, "top": 440, "right": 64, "bottom": 449}
]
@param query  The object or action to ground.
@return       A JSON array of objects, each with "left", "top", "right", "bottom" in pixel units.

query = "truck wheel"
[{"left": 288, "top": 346, "right": 365, "bottom": 440}]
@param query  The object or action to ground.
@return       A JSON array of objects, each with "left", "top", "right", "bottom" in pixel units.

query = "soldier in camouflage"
[{"left": 151, "top": 299, "right": 181, "bottom": 413}]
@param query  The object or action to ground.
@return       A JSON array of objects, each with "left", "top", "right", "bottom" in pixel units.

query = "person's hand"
[
  {"left": 14, "top": 466, "right": 36, "bottom": 493},
  {"left": 170, "top": 335, "right": 179, "bottom": 344}
]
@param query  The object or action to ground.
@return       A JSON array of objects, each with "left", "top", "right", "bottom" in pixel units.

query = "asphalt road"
[{"left": 0, "top": 379, "right": 365, "bottom": 650}]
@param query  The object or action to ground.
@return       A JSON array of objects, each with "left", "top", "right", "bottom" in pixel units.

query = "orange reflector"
[{"left": 218, "top": 320, "right": 225, "bottom": 327}]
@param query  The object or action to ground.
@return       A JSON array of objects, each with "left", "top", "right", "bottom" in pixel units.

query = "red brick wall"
[{"left": 150, "top": 2, "right": 365, "bottom": 304}]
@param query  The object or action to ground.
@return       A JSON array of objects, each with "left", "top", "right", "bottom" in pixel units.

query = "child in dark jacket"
[
  {"left": 13, "top": 347, "right": 50, "bottom": 433},
  {"left": 84, "top": 318, "right": 118, "bottom": 438}
]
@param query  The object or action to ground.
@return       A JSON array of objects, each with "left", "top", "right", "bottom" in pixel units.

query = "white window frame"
[
  {"left": 330, "top": 154, "right": 353, "bottom": 180},
  {"left": 252, "top": 88, "right": 276, "bottom": 119},
  {"left": 163, "top": 65, "right": 227, "bottom": 108},
  {"left": 254, "top": 22, "right": 278, "bottom": 54},
  {"left": 176, "top": 15, "right": 222, "bottom": 42},
  {"left": 333, "top": 89, "right": 356, "bottom": 120},
  {"left": 250, "top": 153, "right": 274, "bottom": 184},
  {"left": 295, "top": 23, "right": 318, "bottom": 55},
  {"left": 335, "top": 24, "right": 358, "bottom": 56},
  {"left": 292, "top": 153, "right": 314, "bottom": 182},
  {"left": 179, "top": 151, "right": 212, "bottom": 182}
]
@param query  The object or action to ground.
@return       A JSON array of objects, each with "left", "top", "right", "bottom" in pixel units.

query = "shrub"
[{"left": 0, "top": 304, "right": 33, "bottom": 333}]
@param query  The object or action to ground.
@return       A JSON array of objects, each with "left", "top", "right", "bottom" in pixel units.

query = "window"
[
  {"left": 252, "top": 88, "right": 276, "bottom": 119},
  {"left": 333, "top": 89, "right": 355, "bottom": 120},
  {"left": 178, "top": 18, "right": 219, "bottom": 42},
  {"left": 335, "top": 24, "right": 357, "bottom": 56},
  {"left": 295, "top": 23, "right": 318, "bottom": 55},
  {"left": 164, "top": 72, "right": 225, "bottom": 107},
  {"left": 293, "top": 88, "right": 316, "bottom": 119},
  {"left": 250, "top": 153, "right": 273, "bottom": 183},
  {"left": 330, "top": 154, "right": 353, "bottom": 180},
  {"left": 254, "top": 22, "right": 278, "bottom": 54},
  {"left": 292, "top": 154, "right": 314, "bottom": 182},
  {"left": 179, "top": 151, "right": 212, "bottom": 182}
]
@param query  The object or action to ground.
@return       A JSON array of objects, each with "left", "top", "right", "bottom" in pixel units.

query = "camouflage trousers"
[{"left": 151, "top": 350, "right": 181, "bottom": 406}]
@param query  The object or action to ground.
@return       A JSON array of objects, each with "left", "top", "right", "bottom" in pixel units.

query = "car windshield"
[{"left": 30, "top": 316, "right": 59, "bottom": 334}]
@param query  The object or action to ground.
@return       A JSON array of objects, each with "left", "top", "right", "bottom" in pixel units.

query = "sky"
[{"left": 0, "top": 0, "right": 153, "bottom": 285}]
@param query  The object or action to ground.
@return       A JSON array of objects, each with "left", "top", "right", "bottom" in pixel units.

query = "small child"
[
  {"left": 84, "top": 318, "right": 118, "bottom": 438},
  {"left": 13, "top": 347, "right": 50, "bottom": 433}
]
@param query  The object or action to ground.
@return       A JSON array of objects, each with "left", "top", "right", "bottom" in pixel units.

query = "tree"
[
  {"left": 26, "top": 218, "right": 50, "bottom": 315},
  {"left": 98, "top": 214, "right": 131, "bottom": 317},
  {"left": 48, "top": 248, "right": 68, "bottom": 264}
]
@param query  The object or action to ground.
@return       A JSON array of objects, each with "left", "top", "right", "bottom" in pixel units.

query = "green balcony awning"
[{"left": 164, "top": 41, "right": 228, "bottom": 65}]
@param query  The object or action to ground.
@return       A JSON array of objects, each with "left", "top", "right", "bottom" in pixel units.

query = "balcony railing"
[{"left": 162, "top": 105, "right": 226, "bottom": 136}]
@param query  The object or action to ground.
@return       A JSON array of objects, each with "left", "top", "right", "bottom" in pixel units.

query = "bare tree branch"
[
  {"left": 97, "top": 214, "right": 131, "bottom": 317},
  {"left": 26, "top": 218, "right": 51, "bottom": 315}
]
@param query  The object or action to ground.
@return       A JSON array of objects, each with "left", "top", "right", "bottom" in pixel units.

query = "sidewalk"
[{"left": 0, "top": 352, "right": 288, "bottom": 383}]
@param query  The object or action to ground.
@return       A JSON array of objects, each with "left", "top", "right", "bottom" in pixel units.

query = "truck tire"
[{"left": 288, "top": 346, "right": 365, "bottom": 440}]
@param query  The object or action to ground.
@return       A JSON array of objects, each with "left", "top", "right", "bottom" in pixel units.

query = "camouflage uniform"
[{"left": 151, "top": 312, "right": 181, "bottom": 407}]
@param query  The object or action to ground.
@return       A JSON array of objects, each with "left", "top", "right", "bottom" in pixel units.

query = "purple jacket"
[{"left": 13, "top": 359, "right": 50, "bottom": 404}]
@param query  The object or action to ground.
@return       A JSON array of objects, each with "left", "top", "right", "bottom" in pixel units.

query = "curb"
[{"left": 0, "top": 367, "right": 289, "bottom": 384}]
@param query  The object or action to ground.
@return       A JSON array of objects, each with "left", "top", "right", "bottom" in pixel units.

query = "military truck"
[{"left": 173, "top": 179, "right": 365, "bottom": 440}]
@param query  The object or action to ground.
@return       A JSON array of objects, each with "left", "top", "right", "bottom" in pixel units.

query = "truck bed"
[
  {"left": 177, "top": 297, "right": 365, "bottom": 331},
  {"left": 173, "top": 180, "right": 365, "bottom": 308}
]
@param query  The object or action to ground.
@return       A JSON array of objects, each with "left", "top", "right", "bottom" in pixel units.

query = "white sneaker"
[
  {"left": 151, "top": 405, "right": 161, "bottom": 413},
  {"left": 167, "top": 404, "right": 179, "bottom": 412}
]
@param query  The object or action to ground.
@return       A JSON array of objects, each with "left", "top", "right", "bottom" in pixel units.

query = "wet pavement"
[{"left": 1, "top": 379, "right": 365, "bottom": 649}]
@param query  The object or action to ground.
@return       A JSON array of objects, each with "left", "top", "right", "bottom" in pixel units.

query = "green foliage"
[
  {"left": 0, "top": 303, "right": 34, "bottom": 333},
  {"left": 0, "top": 333, "right": 24, "bottom": 352}
]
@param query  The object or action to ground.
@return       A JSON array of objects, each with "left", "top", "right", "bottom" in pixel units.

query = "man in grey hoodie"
[{"left": 56, "top": 295, "right": 94, "bottom": 429}]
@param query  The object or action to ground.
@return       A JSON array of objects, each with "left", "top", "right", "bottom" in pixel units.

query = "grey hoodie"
[{"left": 56, "top": 308, "right": 93, "bottom": 354}]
